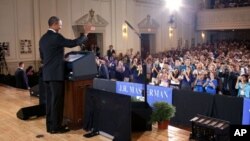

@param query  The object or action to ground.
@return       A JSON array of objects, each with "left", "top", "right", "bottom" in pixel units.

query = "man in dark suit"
[
  {"left": 39, "top": 16, "right": 91, "bottom": 134},
  {"left": 107, "top": 45, "right": 115, "bottom": 60},
  {"left": 15, "top": 62, "right": 29, "bottom": 89},
  {"left": 98, "top": 59, "right": 109, "bottom": 79}
]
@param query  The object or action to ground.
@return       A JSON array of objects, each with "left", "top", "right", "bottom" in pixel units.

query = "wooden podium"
[{"left": 63, "top": 79, "right": 93, "bottom": 130}]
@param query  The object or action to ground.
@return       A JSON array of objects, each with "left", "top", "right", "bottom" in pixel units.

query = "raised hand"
[{"left": 83, "top": 23, "right": 92, "bottom": 35}]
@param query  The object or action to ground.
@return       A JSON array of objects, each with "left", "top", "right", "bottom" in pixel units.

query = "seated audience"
[{"left": 93, "top": 39, "right": 250, "bottom": 97}]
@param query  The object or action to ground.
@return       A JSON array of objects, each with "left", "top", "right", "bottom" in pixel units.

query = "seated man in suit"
[{"left": 15, "top": 62, "right": 29, "bottom": 89}]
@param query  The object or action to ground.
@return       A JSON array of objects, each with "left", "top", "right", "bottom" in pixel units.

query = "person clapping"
[
  {"left": 235, "top": 74, "right": 250, "bottom": 98},
  {"left": 203, "top": 72, "right": 218, "bottom": 95}
]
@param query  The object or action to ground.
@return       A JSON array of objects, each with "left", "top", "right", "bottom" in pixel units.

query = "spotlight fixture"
[{"left": 166, "top": 0, "right": 182, "bottom": 12}]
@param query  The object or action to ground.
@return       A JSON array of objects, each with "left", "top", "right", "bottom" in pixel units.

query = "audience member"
[
  {"left": 15, "top": 62, "right": 29, "bottom": 89},
  {"left": 235, "top": 73, "right": 250, "bottom": 98}
]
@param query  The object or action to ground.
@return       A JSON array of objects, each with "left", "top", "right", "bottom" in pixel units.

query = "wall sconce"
[
  {"left": 169, "top": 26, "right": 173, "bottom": 39},
  {"left": 201, "top": 32, "right": 205, "bottom": 41},
  {"left": 122, "top": 23, "right": 128, "bottom": 37}
]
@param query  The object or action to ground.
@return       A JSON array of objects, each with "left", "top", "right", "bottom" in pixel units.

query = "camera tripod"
[{"left": 0, "top": 49, "right": 9, "bottom": 75}]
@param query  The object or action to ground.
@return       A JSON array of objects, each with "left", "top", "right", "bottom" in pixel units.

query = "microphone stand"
[{"left": 125, "top": 20, "right": 148, "bottom": 106}]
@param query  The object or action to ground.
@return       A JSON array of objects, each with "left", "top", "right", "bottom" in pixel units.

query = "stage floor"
[{"left": 0, "top": 84, "right": 190, "bottom": 141}]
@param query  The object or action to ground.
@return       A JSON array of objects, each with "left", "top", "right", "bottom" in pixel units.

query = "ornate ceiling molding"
[
  {"left": 138, "top": 15, "right": 159, "bottom": 33},
  {"left": 74, "top": 9, "right": 108, "bottom": 27},
  {"left": 72, "top": 9, "right": 108, "bottom": 36}
]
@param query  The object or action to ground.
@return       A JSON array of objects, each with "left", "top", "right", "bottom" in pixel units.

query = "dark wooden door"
[{"left": 141, "top": 34, "right": 150, "bottom": 59}]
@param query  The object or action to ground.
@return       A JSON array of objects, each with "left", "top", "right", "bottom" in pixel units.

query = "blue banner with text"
[
  {"left": 116, "top": 81, "right": 144, "bottom": 97},
  {"left": 116, "top": 82, "right": 173, "bottom": 106},
  {"left": 147, "top": 85, "right": 172, "bottom": 105}
]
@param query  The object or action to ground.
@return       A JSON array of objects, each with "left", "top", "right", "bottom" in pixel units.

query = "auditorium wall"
[
  {"left": 196, "top": 7, "right": 250, "bottom": 43},
  {"left": 0, "top": 0, "right": 198, "bottom": 74}
]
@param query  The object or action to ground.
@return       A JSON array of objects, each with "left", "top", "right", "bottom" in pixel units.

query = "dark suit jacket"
[
  {"left": 39, "top": 30, "right": 87, "bottom": 81},
  {"left": 107, "top": 49, "right": 115, "bottom": 59},
  {"left": 15, "top": 68, "right": 29, "bottom": 89}
]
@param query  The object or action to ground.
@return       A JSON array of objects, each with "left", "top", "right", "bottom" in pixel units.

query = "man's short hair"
[
  {"left": 19, "top": 62, "right": 24, "bottom": 67},
  {"left": 48, "top": 16, "right": 60, "bottom": 26}
]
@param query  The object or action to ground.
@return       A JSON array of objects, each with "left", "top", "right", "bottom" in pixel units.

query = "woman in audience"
[
  {"left": 146, "top": 56, "right": 153, "bottom": 81},
  {"left": 26, "top": 65, "right": 35, "bottom": 87},
  {"left": 26, "top": 66, "right": 34, "bottom": 76},
  {"left": 179, "top": 66, "right": 194, "bottom": 90},
  {"left": 133, "top": 63, "right": 144, "bottom": 84},
  {"left": 169, "top": 68, "right": 181, "bottom": 89},
  {"left": 115, "top": 60, "right": 125, "bottom": 81},
  {"left": 151, "top": 58, "right": 161, "bottom": 83},
  {"left": 159, "top": 69, "right": 170, "bottom": 87},
  {"left": 203, "top": 72, "right": 218, "bottom": 95},
  {"left": 130, "top": 57, "right": 139, "bottom": 81},
  {"left": 193, "top": 72, "right": 206, "bottom": 92},
  {"left": 235, "top": 74, "right": 250, "bottom": 98}
]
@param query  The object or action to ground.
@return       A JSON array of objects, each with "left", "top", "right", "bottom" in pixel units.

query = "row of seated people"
[
  {"left": 0, "top": 63, "right": 38, "bottom": 89},
  {"left": 96, "top": 40, "right": 250, "bottom": 98},
  {"left": 14, "top": 62, "right": 38, "bottom": 89}
]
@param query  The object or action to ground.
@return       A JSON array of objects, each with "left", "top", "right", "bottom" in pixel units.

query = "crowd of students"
[{"left": 96, "top": 40, "right": 250, "bottom": 98}]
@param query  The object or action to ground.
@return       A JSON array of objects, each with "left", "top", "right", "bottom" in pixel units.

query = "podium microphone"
[
  {"left": 125, "top": 20, "right": 135, "bottom": 30},
  {"left": 124, "top": 20, "right": 141, "bottom": 38}
]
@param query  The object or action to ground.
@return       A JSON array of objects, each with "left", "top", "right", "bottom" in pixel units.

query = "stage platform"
[{"left": 0, "top": 84, "right": 190, "bottom": 141}]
